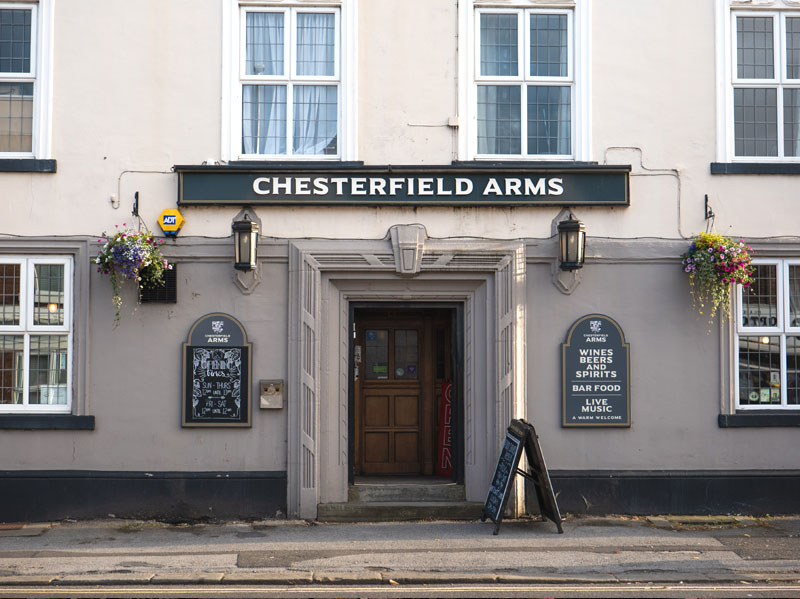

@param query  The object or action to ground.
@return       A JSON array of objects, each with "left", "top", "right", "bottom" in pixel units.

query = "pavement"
[{"left": 0, "top": 514, "right": 798, "bottom": 588}]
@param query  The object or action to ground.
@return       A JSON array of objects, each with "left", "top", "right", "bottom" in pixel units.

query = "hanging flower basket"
[
  {"left": 94, "top": 224, "right": 172, "bottom": 326},
  {"left": 681, "top": 232, "right": 754, "bottom": 321}
]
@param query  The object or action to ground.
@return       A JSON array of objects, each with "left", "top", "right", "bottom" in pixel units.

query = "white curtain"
[
  {"left": 296, "top": 13, "right": 334, "bottom": 76},
  {"left": 294, "top": 85, "right": 337, "bottom": 155},
  {"left": 294, "top": 13, "right": 337, "bottom": 154},
  {"left": 787, "top": 90, "right": 800, "bottom": 158},
  {"left": 245, "top": 12, "right": 282, "bottom": 76},
  {"left": 243, "top": 13, "right": 284, "bottom": 155},
  {"left": 477, "top": 86, "right": 521, "bottom": 155},
  {"left": 530, "top": 86, "right": 571, "bottom": 155},
  {"left": 790, "top": 266, "right": 800, "bottom": 327},
  {"left": 529, "top": 14, "right": 570, "bottom": 155},
  {"left": 243, "top": 85, "right": 286, "bottom": 155}
]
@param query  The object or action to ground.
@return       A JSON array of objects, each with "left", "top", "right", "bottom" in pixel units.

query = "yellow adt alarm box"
[{"left": 159, "top": 209, "right": 185, "bottom": 237}]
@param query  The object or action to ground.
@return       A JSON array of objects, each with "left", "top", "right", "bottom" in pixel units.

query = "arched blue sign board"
[
  {"left": 182, "top": 313, "right": 252, "bottom": 428},
  {"left": 562, "top": 314, "right": 630, "bottom": 428}
]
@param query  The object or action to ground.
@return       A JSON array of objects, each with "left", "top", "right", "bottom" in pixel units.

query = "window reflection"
[
  {"left": 0, "top": 263, "right": 20, "bottom": 326},
  {"left": 741, "top": 264, "right": 778, "bottom": 328},
  {"left": 28, "top": 335, "right": 68, "bottom": 405},
  {"left": 739, "top": 336, "right": 781, "bottom": 404},
  {"left": 0, "top": 335, "right": 24, "bottom": 404},
  {"left": 790, "top": 265, "right": 800, "bottom": 327},
  {"left": 34, "top": 264, "right": 64, "bottom": 326}
]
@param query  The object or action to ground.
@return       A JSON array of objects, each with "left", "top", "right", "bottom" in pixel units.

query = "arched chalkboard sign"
[
  {"left": 562, "top": 314, "right": 630, "bottom": 428},
  {"left": 182, "top": 313, "right": 252, "bottom": 428}
]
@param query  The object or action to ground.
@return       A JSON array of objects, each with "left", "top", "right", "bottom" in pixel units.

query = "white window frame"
[
  {"left": 735, "top": 258, "right": 800, "bottom": 410},
  {"left": 0, "top": 256, "right": 72, "bottom": 413},
  {"left": 717, "top": 2, "right": 800, "bottom": 162},
  {"left": 459, "top": 0, "right": 590, "bottom": 162},
  {"left": 0, "top": 1, "right": 53, "bottom": 159},
  {"left": 222, "top": 0, "right": 357, "bottom": 162}
]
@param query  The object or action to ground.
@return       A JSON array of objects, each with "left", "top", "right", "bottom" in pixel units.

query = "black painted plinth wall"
[
  {"left": 0, "top": 471, "right": 286, "bottom": 523},
  {"left": 542, "top": 471, "right": 800, "bottom": 516},
  {"left": 3, "top": 470, "right": 798, "bottom": 522}
]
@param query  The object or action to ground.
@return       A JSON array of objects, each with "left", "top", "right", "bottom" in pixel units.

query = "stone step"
[
  {"left": 317, "top": 501, "right": 484, "bottom": 523},
  {"left": 348, "top": 483, "right": 466, "bottom": 503}
]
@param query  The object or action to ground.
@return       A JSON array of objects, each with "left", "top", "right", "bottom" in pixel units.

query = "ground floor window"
[
  {"left": 0, "top": 256, "right": 71, "bottom": 412},
  {"left": 736, "top": 258, "right": 800, "bottom": 408}
]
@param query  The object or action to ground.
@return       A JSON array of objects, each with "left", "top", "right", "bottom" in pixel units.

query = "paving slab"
[
  {"left": 0, "top": 516, "right": 796, "bottom": 588},
  {"left": 716, "top": 536, "right": 800, "bottom": 559}
]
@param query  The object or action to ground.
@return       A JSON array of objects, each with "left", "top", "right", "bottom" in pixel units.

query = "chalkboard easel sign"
[
  {"left": 482, "top": 419, "right": 563, "bottom": 535},
  {"left": 182, "top": 313, "right": 252, "bottom": 428}
]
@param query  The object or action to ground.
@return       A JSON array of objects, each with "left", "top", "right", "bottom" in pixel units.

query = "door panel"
[
  {"left": 395, "top": 395, "right": 419, "bottom": 426},
  {"left": 364, "top": 394, "right": 389, "bottom": 426},
  {"left": 364, "top": 433, "right": 389, "bottom": 463},
  {"left": 360, "top": 385, "right": 421, "bottom": 474}
]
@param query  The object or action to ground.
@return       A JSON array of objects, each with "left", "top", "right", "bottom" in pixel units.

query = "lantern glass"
[
  {"left": 557, "top": 217, "right": 586, "bottom": 271},
  {"left": 232, "top": 217, "right": 259, "bottom": 270}
]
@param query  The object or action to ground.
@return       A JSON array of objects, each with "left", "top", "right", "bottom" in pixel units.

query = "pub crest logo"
[
  {"left": 212, "top": 320, "right": 224, "bottom": 334},
  {"left": 589, "top": 320, "right": 602, "bottom": 334}
]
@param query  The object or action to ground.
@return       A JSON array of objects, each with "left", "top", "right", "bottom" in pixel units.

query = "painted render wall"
[
  {"left": 0, "top": 0, "right": 797, "bottom": 241},
  {"left": 1, "top": 1, "right": 799, "bottom": 478},
  {"left": 3, "top": 241, "right": 798, "bottom": 473},
  {"left": 526, "top": 257, "right": 800, "bottom": 472},
  {"left": 0, "top": 253, "right": 290, "bottom": 472}
]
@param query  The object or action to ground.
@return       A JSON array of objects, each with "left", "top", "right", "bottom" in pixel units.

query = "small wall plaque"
[
  {"left": 182, "top": 313, "right": 252, "bottom": 428},
  {"left": 259, "top": 380, "right": 284, "bottom": 409}
]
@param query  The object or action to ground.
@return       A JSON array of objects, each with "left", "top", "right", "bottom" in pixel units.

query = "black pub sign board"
[
  {"left": 562, "top": 314, "right": 631, "bottom": 428},
  {"left": 175, "top": 164, "right": 630, "bottom": 207},
  {"left": 482, "top": 419, "right": 563, "bottom": 535},
  {"left": 182, "top": 313, "right": 252, "bottom": 428}
]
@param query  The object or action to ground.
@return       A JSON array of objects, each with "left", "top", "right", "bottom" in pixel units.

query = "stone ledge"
[
  {"left": 496, "top": 573, "right": 619, "bottom": 584},
  {"left": 150, "top": 573, "right": 224, "bottom": 584},
  {"left": 54, "top": 573, "right": 154, "bottom": 585},
  {"left": 386, "top": 571, "right": 496, "bottom": 584},
  {"left": 0, "top": 576, "right": 57, "bottom": 586},
  {"left": 313, "top": 571, "right": 383, "bottom": 583},
  {"left": 222, "top": 571, "right": 313, "bottom": 584}
]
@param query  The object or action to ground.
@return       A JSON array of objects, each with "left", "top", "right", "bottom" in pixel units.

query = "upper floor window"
[
  {"left": 471, "top": 5, "right": 586, "bottom": 160},
  {"left": 227, "top": 3, "right": 351, "bottom": 161},
  {"left": 0, "top": 2, "right": 51, "bottom": 158},
  {"left": 0, "top": 257, "right": 71, "bottom": 413},
  {"left": 728, "top": 10, "right": 800, "bottom": 159},
  {"left": 736, "top": 259, "right": 800, "bottom": 409}
]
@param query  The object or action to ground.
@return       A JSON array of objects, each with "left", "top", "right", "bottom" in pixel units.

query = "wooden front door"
[{"left": 353, "top": 308, "right": 453, "bottom": 476}]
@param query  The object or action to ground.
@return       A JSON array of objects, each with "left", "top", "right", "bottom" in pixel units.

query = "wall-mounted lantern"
[
  {"left": 232, "top": 213, "right": 259, "bottom": 271},
  {"left": 557, "top": 214, "right": 586, "bottom": 271}
]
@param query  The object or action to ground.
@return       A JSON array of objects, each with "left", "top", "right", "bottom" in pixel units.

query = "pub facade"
[{"left": 1, "top": 0, "right": 799, "bottom": 521}]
